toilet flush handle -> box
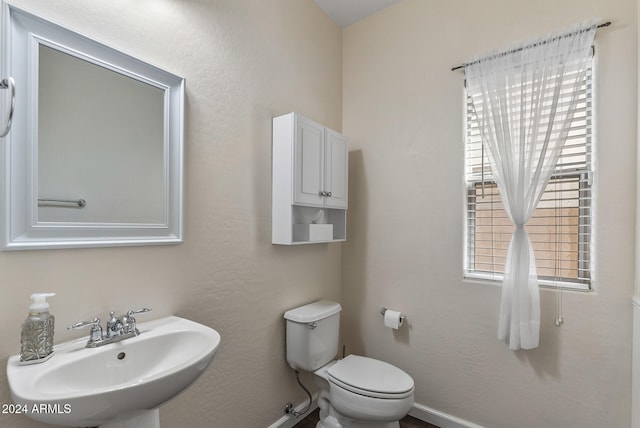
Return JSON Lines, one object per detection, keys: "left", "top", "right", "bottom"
{"left": 306, "top": 322, "right": 317, "bottom": 329}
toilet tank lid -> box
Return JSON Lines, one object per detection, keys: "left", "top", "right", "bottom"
{"left": 284, "top": 300, "right": 341, "bottom": 323}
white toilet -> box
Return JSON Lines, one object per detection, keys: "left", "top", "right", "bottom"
{"left": 284, "top": 300, "right": 414, "bottom": 428}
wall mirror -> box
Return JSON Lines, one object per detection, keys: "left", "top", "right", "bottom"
{"left": 1, "top": 2, "right": 184, "bottom": 250}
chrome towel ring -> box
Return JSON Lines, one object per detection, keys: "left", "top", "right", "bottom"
{"left": 0, "top": 77, "right": 15, "bottom": 138}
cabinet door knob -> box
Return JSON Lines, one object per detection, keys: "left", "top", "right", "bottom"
{"left": 319, "top": 191, "right": 328, "bottom": 197}
{"left": 327, "top": 192, "right": 332, "bottom": 197}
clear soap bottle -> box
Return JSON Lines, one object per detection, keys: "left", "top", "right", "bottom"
{"left": 20, "top": 293, "right": 56, "bottom": 364}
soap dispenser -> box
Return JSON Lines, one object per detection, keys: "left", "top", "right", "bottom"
{"left": 20, "top": 293, "right": 56, "bottom": 364}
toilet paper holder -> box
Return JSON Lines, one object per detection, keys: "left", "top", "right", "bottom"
{"left": 380, "top": 307, "right": 406, "bottom": 323}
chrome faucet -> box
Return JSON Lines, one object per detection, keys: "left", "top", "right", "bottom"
{"left": 69, "top": 308, "right": 151, "bottom": 348}
{"left": 106, "top": 312, "right": 124, "bottom": 338}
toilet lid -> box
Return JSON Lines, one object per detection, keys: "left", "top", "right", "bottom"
{"left": 327, "top": 355, "right": 414, "bottom": 397}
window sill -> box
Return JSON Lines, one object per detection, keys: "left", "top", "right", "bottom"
{"left": 464, "top": 271, "right": 591, "bottom": 292}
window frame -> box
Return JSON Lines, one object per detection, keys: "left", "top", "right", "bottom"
{"left": 463, "top": 61, "right": 594, "bottom": 292}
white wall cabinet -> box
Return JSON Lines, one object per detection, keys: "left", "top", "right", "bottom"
{"left": 273, "top": 112, "right": 348, "bottom": 245}
{"left": 292, "top": 115, "right": 348, "bottom": 209}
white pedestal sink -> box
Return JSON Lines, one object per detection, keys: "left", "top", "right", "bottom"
{"left": 6, "top": 316, "right": 221, "bottom": 427}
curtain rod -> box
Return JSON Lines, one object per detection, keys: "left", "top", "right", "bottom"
{"left": 451, "top": 21, "right": 611, "bottom": 72}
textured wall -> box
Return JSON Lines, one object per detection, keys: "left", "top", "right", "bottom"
{"left": 0, "top": 1, "right": 342, "bottom": 427}
{"left": 342, "top": 0, "right": 636, "bottom": 427}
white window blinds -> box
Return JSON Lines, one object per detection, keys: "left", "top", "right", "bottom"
{"left": 464, "top": 63, "right": 593, "bottom": 290}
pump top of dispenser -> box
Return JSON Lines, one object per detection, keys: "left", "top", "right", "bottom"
{"left": 29, "top": 293, "right": 55, "bottom": 313}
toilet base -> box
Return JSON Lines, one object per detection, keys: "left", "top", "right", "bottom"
{"left": 316, "top": 416, "right": 399, "bottom": 428}
{"left": 315, "top": 374, "right": 401, "bottom": 428}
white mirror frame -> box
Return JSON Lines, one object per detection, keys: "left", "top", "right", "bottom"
{"left": 1, "top": 2, "right": 184, "bottom": 250}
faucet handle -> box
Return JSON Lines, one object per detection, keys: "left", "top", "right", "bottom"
{"left": 127, "top": 308, "right": 152, "bottom": 316}
{"left": 68, "top": 318, "right": 103, "bottom": 343}
{"left": 68, "top": 318, "right": 101, "bottom": 330}
{"left": 122, "top": 308, "right": 151, "bottom": 334}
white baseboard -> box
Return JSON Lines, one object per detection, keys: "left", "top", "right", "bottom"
{"left": 409, "top": 402, "right": 485, "bottom": 428}
{"left": 267, "top": 395, "right": 318, "bottom": 428}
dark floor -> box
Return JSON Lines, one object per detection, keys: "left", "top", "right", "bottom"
{"left": 294, "top": 408, "right": 439, "bottom": 428}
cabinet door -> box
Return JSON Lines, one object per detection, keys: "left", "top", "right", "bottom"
{"left": 293, "top": 116, "right": 325, "bottom": 207}
{"left": 324, "top": 129, "right": 348, "bottom": 209}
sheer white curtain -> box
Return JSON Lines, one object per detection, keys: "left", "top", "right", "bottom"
{"left": 465, "top": 23, "right": 596, "bottom": 350}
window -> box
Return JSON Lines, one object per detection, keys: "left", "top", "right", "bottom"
{"left": 464, "top": 64, "right": 593, "bottom": 290}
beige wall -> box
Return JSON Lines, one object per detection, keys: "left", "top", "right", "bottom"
{"left": 0, "top": 1, "right": 342, "bottom": 427}
{"left": 342, "top": 0, "right": 636, "bottom": 427}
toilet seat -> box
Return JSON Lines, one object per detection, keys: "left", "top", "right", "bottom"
{"left": 327, "top": 355, "right": 414, "bottom": 399}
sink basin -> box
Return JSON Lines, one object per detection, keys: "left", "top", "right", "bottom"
{"left": 6, "top": 316, "right": 221, "bottom": 427}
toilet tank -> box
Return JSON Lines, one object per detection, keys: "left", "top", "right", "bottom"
{"left": 284, "top": 300, "right": 341, "bottom": 371}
